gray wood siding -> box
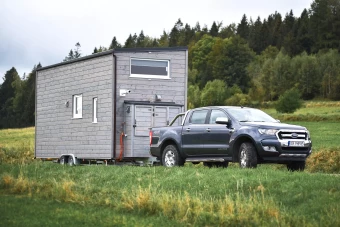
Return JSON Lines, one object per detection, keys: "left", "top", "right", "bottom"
{"left": 116, "top": 50, "right": 187, "bottom": 158}
{"left": 36, "top": 55, "right": 114, "bottom": 159}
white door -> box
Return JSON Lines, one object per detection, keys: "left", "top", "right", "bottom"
{"left": 134, "top": 105, "right": 152, "bottom": 136}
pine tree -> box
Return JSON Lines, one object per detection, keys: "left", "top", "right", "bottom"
{"left": 237, "top": 14, "right": 249, "bottom": 40}
{"left": 109, "top": 36, "right": 121, "bottom": 49}
{"left": 209, "top": 21, "right": 219, "bottom": 37}
{"left": 159, "top": 30, "right": 169, "bottom": 47}
{"left": 74, "top": 42, "right": 81, "bottom": 58}
{"left": 248, "top": 17, "right": 263, "bottom": 54}
{"left": 296, "top": 9, "right": 313, "bottom": 54}
{"left": 136, "top": 30, "right": 145, "bottom": 47}
{"left": 194, "top": 22, "right": 201, "bottom": 32}
{"left": 93, "top": 47, "right": 98, "bottom": 54}
{"left": 0, "top": 67, "right": 21, "bottom": 128}
{"left": 169, "top": 18, "right": 183, "bottom": 46}
{"left": 63, "top": 43, "right": 81, "bottom": 61}
{"left": 124, "top": 34, "right": 134, "bottom": 48}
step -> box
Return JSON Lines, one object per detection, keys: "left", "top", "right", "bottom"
{"left": 185, "top": 157, "right": 227, "bottom": 163}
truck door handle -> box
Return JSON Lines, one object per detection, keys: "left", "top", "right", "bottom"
{"left": 186, "top": 128, "right": 191, "bottom": 132}
{"left": 206, "top": 128, "right": 211, "bottom": 132}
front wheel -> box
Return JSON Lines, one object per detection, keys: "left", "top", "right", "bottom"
{"left": 239, "top": 142, "right": 257, "bottom": 168}
{"left": 287, "top": 161, "right": 305, "bottom": 171}
{"left": 161, "top": 145, "right": 184, "bottom": 167}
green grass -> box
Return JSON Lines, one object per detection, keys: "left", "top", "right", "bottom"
{"left": 263, "top": 103, "right": 340, "bottom": 122}
{"left": 1, "top": 163, "right": 339, "bottom": 226}
{"left": 0, "top": 127, "right": 34, "bottom": 148}
{"left": 1, "top": 102, "right": 340, "bottom": 226}
{"left": 0, "top": 194, "right": 182, "bottom": 227}
{"left": 286, "top": 121, "right": 340, "bottom": 150}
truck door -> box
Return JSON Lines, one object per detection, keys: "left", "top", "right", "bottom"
{"left": 203, "top": 109, "right": 232, "bottom": 156}
{"left": 181, "top": 109, "right": 209, "bottom": 156}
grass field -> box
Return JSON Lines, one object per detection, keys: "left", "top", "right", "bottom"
{"left": 1, "top": 103, "right": 340, "bottom": 226}
{"left": 1, "top": 163, "right": 340, "bottom": 226}
{"left": 263, "top": 101, "right": 340, "bottom": 122}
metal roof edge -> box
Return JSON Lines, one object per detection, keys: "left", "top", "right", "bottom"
{"left": 114, "top": 46, "right": 188, "bottom": 53}
{"left": 37, "top": 46, "right": 188, "bottom": 72}
{"left": 37, "top": 50, "right": 114, "bottom": 71}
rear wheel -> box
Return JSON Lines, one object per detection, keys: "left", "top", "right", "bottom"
{"left": 161, "top": 145, "right": 184, "bottom": 167}
{"left": 287, "top": 161, "right": 305, "bottom": 171}
{"left": 239, "top": 142, "right": 257, "bottom": 168}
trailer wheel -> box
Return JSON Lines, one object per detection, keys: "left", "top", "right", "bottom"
{"left": 59, "top": 156, "right": 67, "bottom": 165}
{"left": 161, "top": 144, "right": 184, "bottom": 167}
{"left": 239, "top": 142, "right": 257, "bottom": 168}
{"left": 68, "top": 156, "right": 74, "bottom": 166}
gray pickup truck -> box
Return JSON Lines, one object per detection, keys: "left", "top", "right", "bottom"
{"left": 149, "top": 106, "right": 312, "bottom": 171}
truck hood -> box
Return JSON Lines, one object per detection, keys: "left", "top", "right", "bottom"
{"left": 239, "top": 121, "right": 306, "bottom": 130}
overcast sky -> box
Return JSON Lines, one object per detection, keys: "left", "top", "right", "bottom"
{"left": 0, "top": 0, "right": 313, "bottom": 83}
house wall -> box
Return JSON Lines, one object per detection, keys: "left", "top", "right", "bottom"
{"left": 115, "top": 50, "right": 187, "bottom": 158}
{"left": 35, "top": 54, "right": 114, "bottom": 159}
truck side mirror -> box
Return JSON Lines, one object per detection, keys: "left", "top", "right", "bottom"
{"left": 215, "top": 117, "right": 230, "bottom": 125}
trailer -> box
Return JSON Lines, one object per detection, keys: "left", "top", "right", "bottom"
{"left": 35, "top": 47, "right": 188, "bottom": 165}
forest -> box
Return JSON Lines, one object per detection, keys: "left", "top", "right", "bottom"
{"left": 0, "top": 0, "right": 339, "bottom": 129}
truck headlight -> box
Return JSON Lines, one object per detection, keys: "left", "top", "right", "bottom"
{"left": 306, "top": 130, "right": 311, "bottom": 139}
{"left": 258, "top": 128, "right": 278, "bottom": 135}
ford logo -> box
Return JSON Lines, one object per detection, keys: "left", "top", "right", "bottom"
{"left": 291, "top": 133, "right": 299, "bottom": 138}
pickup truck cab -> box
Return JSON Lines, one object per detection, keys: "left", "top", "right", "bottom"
{"left": 150, "top": 106, "right": 312, "bottom": 171}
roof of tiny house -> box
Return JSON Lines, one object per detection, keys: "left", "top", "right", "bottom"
{"left": 36, "top": 47, "right": 188, "bottom": 72}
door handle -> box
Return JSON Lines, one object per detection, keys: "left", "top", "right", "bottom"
{"left": 186, "top": 128, "right": 191, "bottom": 132}
{"left": 206, "top": 128, "right": 211, "bottom": 132}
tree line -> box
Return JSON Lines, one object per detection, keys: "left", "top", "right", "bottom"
{"left": 1, "top": 0, "right": 339, "bottom": 128}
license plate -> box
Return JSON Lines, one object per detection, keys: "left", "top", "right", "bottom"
{"left": 288, "top": 141, "right": 305, "bottom": 147}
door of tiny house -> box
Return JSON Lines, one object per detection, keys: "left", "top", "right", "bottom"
{"left": 122, "top": 101, "right": 183, "bottom": 159}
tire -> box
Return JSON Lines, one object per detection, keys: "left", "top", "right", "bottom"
{"left": 161, "top": 144, "right": 184, "bottom": 167}
{"left": 239, "top": 142, "right": 257, "bottom": 168}
{"left": 68, "top": 156, "right": 74, "bottom": 166}
{"left": 60, "top": 156, "right": 67, "bottom": 165}
{"left": 287, "top": 161, "right": 305, "bottom": 172}
{"left": 203, "top": 162, "right": 228, "bottom": 168}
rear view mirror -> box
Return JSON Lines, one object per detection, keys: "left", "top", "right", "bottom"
{"left": 215, "top": 117, "right": 230, "bottom": 125}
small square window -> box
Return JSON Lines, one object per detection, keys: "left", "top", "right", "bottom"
{"left": 73, "top": 94, "right": 82, "bottom": 119}
{"left": 93, "top": 97, "right": 98, "bottom": 123}
{"left": 130, "top": 58, "right": 170, "bottom": 79}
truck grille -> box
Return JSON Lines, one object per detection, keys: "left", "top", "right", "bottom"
{"left": 277, "top": 130, "right": 307, "bottom": 140}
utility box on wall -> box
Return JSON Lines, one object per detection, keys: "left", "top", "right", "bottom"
{"left": 35, "top": 47, "right": 188, "bottom": 162}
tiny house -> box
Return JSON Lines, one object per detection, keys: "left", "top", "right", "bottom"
{"left": 35, "top": 47, "right": 188, "bottom": 164}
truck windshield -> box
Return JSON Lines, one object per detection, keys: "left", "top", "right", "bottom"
{"left": 226, "top": 108, "right": 277, "bottom": 123}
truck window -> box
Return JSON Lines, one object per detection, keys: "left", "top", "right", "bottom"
{"left": 189, "top": 110, "right": 209, "bottom": 124}
{"left": 209, "top": 110, "right": 227, "bottom": 124}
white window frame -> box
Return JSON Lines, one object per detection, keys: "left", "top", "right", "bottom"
{"left": 93, "top": 97, "right": 98, "bottom": 123}
{"left": 73, "top": 94, "right": 82, "bottom": 119}
{"left": 130, "top": 58, "right": 170, "bottom": 79}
